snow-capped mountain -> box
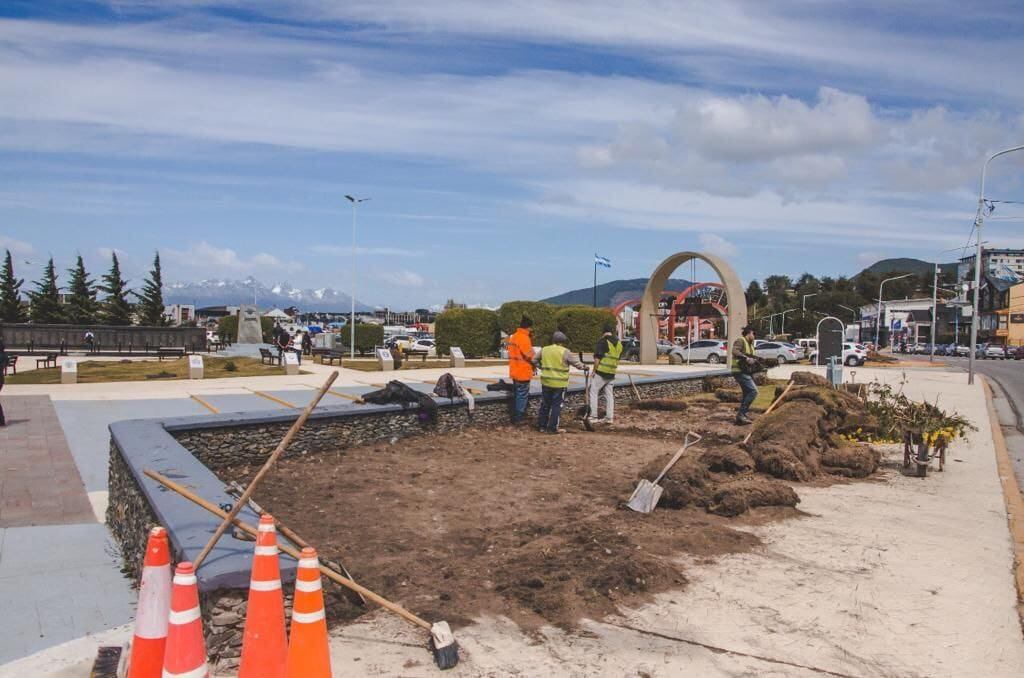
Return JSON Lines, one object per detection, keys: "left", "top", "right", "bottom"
{"left": 164, "top": 277, "right": 372, "bottom": 312}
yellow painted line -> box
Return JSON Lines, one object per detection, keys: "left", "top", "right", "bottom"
{"left": 190, "top": 394, "right": 220, "bottom": 414}
{"left": 327, "top": 388, "right": 364, "bottom": 402}
{"left": 247, "top": 388, "right": 298, "bottom": 409}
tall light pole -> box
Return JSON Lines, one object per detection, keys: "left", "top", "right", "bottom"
{"left": 931, "top": 244, "right": 984, "bottom": 362}
{"left": 780, "top": 308, "right": 797, "bottom": 336}
{"left": 802, "top": 293, "right": 818, "bottom": 311}
{"left": 345, "top": 194, "right": 370, "bottom": 360}
{"left": 875, "top": 273, "right": 914, "bottom": 349}
{"left": 837, "top": 304, "right": 857, "bottom": 322}
{"left": 969, "top": 144, "right": 1024, "bottom": 385}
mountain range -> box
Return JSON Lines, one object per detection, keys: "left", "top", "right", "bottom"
{"left": 164, "top": 277, "right": 373, "bottom": 312}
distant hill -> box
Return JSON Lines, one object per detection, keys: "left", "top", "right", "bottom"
{"left": 859, "top": 258, "right": 957, "bottom": 278}
{"left": 541, "top": 277, "right": 694, "bottom": 308}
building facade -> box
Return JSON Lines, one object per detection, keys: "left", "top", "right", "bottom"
{"left": 958, "top": 248, "right": 1024, "bottom": 282}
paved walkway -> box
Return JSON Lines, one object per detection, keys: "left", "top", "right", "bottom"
{"left": 0, "top": 397, "right": 93, "bottom": 528}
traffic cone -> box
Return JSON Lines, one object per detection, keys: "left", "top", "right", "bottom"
{"left": 239, "top": 515, "right": 287, "bottom": 678}
{"left": 162, "top": 562, "right": 209, "bottom": 678}
{"left": 127, "top": 527, "right": 172, "bottom": 678}
{"left": 285, "top": 547, "right": 332, "bottom": 678}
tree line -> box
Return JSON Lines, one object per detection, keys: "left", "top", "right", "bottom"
{"left": 743, "top": 267, "right": 956, "bottom": 339}
{"left": 0, "top": 250, "right": 167, "bottom": 326}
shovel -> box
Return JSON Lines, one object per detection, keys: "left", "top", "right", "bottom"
{"left": 627, "top": 431, "right": 702, "bottom": 514}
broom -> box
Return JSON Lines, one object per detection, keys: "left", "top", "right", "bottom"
{"left": 146, "top": 470, "right": 460, "bottom": 670}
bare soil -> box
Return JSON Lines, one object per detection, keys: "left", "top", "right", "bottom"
{"left": 220, "top": 373, "right": 881, "bottom": 633}
{"left": 223, "top": 426, "right": 768, "bottom": 632}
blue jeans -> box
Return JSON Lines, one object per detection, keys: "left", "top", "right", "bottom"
{"left": 537, "top": 386, "right": 565, "bottom": 432}
{"left": 734, "top": 372, "right": 758, "bottom": 416}
{"left": 512, "top": 380, "right": 530, "bottom": 423}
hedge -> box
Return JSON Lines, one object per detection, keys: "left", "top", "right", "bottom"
{"left": 498, "top": 301, "right": 558, "bottom": 345}
{"left": 339, "top": 323, "right": 385, "bottom": 356}
{"left": 553, "top": 305, "right": 618, "bottom": 353}
{"left": 435, "top": 308, "right": 500, "bottom": 358}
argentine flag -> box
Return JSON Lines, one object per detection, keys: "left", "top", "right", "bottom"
{"left": 595, "top": 254, "right": 611, "bottom": 268}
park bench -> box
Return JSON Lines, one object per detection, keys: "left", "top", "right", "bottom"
{"left": 403, "top": 348, "right": 430, "bottom": 362}
{"left": 36, "top": 353, "right": 58, "bottom": 369}
{"left": 157, "top": 347, "right": 186, "bottom": 361}
{"left": 259, "top": 347, "right": 282, "bottom": 366}
{"left": 318, "top": 349, "right": 345, "bottom": 365}
{"left": 2, "top": 355, "right": 17, "bottom": 375}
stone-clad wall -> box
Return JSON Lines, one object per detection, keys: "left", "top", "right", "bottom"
{"left": 107, "top": 370, "right": 755, "bottom": 672}
{"left": 172, "top": 374, "right": 742, "bottom": 470}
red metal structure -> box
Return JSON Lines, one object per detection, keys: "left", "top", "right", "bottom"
{"left": 614, "top": 282, "right": 728, "bottom": 341}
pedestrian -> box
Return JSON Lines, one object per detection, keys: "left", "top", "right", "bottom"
{"left": 589, "top": 323, "right": 622, "bottom": 424}
{"left": 535, "top": 331, "right": 585, "bottom": 434}
{"left": 301, "top": 330, "right": 312, "bottom": 356}
{"left": 274, "top": 325, "right": 289, "bottom": 358}
{"left": 84, "top": 329, "right": 95, "bottom": 352}
{"left": 731, "top": 326, "right": 759, "bottom": 425}
{"left": 506, "top": 316, "right": 535, "bottom": 424}
{"left": 0, "top": 337, "right": 7, "bottom": 427}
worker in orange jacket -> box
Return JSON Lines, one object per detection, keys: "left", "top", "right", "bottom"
{"left": 507, "top": 316, "right": 535, "bottom": 423}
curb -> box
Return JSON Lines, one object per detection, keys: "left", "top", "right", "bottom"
{"left": 981, "top": 376, "right": 1024, "bottom": 634}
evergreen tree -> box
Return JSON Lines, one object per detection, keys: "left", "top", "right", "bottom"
{"left": 28, "top": 257, "right": 63, "bottom": 324}
{"left": 135, "top": 251, "right": 167, "bottom": 326}
{"left": 99, "top": 252, "right": 133, "bottom": 326}
{"left": 744, "top": 280, "right": 764, "bottom": 308}
{"left": 0, "top": 249, "right": 27, "bottom": 323}
{"left": 64, "top": 255, "right": 98, "bottom": 325}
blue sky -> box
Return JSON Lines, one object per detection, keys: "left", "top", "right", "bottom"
{"left": 2, "top": 1, "right": 1024, "bottom": 308}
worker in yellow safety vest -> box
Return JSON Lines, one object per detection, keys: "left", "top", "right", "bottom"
{"left": 534, "top": 331, "right": 585, "bottom": 434}
{"left": 589, "top": 323, "right": 622, "bottom": 425}
{"left": 731, "top": 326, "right": 760, "bottom": 425}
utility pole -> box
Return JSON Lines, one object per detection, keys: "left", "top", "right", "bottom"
{"left": 931, "top": 246, "right": 973, "bottom": 362}
{"left": 969, "top": 144, "right": 1024, "bottom": 386}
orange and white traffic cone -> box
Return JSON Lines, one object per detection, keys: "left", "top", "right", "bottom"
{"left": 239, "top": 515, "right": 287, "bottom": 678}
{"left": 162, "top": 562, "right": 209, "bottom": 678}
{"left": 127, "top": 526, "right": 172, "bottom": 678}
{"left": 285, "top": 547, "right": 332, "bottom": 678}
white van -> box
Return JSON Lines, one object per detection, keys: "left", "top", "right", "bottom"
{"left": 794, "top": 338, "right": 816, "bottom": 358}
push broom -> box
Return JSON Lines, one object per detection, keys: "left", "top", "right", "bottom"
{"left": 146, "top": 470, "right": 460, "bottom": 670}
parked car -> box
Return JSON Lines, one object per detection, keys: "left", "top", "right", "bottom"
{"left": 385, "top": 334, "right": 414, "bottom": 350}
{"left": 808, "top": 342, "right": 867, "bottom": 367}
{"left": 779, "top": 341, "right": 805, "bottom": 359}
{"left": 669, "top": 340, "right": 728, "bottom": 364}
{"left": 976, "top": 343, "right": 1008, "bottom": 360}
{"left": 754, "top": 341, "right": 800, "bottom": 364}
{"left": 656, "top": 339, "right": 675, "bottom": 356}
{"left": 408, "top": 338, "right": 437, "bottom": 357}
{"left": 1009, "top": 345, "right": 1024, "bottom": 360}
{"left": 622, "top": 337, "right": 641, "bottom": 362}
{"left": 794, "top": 338, "right": 817, "bottom": 357}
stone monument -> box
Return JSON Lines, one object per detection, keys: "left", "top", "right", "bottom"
{"left": 449, "top": 346, "right": 465, "bottom": 368}
{"left": 188, "top": 354, "right": 204, "bottom": 380}
{"left": 236, "top": 305, "right": 263, "bottom": 344}
{"left": 376, "top": 347, "right": 394, "bottom": 372}
{"left": 61, "top": 358, "right": 77, "bottom": 385}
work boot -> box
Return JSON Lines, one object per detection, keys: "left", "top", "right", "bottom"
{"left": 734, "top": 414, "right": 752, "bottom": 425}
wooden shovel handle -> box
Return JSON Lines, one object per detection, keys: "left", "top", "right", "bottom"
{"left": 193, "top": 371, "right": 338, "bottom": 569}
{"left": 652, "top": 432, "right": 702, "bottom": 485}
{"left": 145, "top": 469, "right": 433, "bottom": 632}
{"left": 743, "top": 380, "right": 794, "bottom": 445}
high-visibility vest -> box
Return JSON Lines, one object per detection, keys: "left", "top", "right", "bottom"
{"left": 540, "top": 344, "right": 570, "bottom": 388}
{"left": 731, "top": 336, "right": 753, "bottom": 373}
{"left": 507, "top": 328, "right": 534, "bottom": 381}
{"left": 597, "top": 339, "right": 623, "bottom": 377}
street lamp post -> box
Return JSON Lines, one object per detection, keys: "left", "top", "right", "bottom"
{"left": 931, "top": 245, "right": 975, "bottom": 362}
{"left": 969, "top": 144, "right": 1024, "bottom": 385}
{"left": 875, "top": 273, "right": 914, "bottom": 350}
{"left": 780, "top": 308, "right": 798, "bottom": 336}
{"left": 345, "top": 194, "right": 370, "bottom": 360}
{"left": 802, "top": 293, "right": 818, "bottom": 312}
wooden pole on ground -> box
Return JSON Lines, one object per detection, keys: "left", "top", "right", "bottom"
{"left": 192, "top": 371, "right": 338, "bottom": 569}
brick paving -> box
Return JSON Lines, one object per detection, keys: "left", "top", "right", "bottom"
{"left": 0, "top": 396, "right": 94, "bottom": 527}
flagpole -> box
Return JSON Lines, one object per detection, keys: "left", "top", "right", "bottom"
{"left": 593, "top": 257, "right": 597, "bottom": 307}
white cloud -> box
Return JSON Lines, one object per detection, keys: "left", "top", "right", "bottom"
{"left": 309, "top": 245, "right": 422, "bottom": 257}
{"left": 0, "top": 235, "right": 34, "bottom": 256}
{"left": 698, "top": 233, "right": 737, "bottom": 258}
{"left": 391, "top": 270, "right": 425, "bottom": 287}
{"left": 164, "top": 241, "right": 302, "bottom": 276}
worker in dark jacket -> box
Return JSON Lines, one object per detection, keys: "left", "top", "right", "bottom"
{"left": 589, "top": 323, "right": 622, "bottom": 424}
{"left": 731, "top": 326, "right": 759, "bottom": 425}
{"left": 0, "top": 338, "right": 7, "bottom": 426}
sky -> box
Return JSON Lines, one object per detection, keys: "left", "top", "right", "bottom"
{"left": 2, "top": 1, "right": 1024, "bottom": 309}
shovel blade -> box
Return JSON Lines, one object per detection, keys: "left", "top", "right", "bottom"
{"left": 626, "top": 479, "right": 663, "bottom": 514}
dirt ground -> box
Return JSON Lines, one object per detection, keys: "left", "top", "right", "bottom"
{"left": 224, "top": 424, "right": 775, "bottom": 632}
{"left": 220, "top": 376, "right": 885, "bottom": 636}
